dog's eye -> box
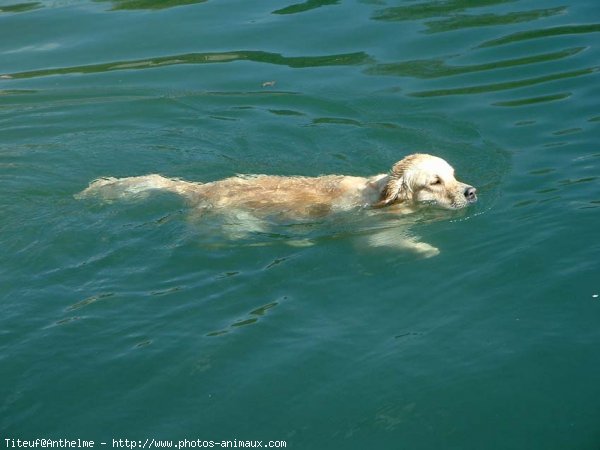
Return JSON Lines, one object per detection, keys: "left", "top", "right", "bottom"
{"left": 430, "top": 178, "right": 441, "bottom": 186}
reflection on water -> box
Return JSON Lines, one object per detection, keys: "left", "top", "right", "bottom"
{"left": 0, "top": 89, "right": 36, "bottom": 95}
{"left": 365, "top": 2, "right": 600, "bottom": 104}
{"left": 272, "top": 0, "right": 339, "bottom": 15}
{"left": 100, "top": 0, "right": 206, "bottom": 10}
{"left": 478, "top": 23, "right": 600, "bottom": 47}
{"left": 423, "top": 6, "right": 566, "bottom": 33}
{"left": 1, "top": 0, "right": 595, "bottom": 115}
{"left": 4, "top": 50, "right": 371, "bottom": 79}
{"left": 0, "top": 2, "right": 41, "bottom": 13}
{"left": 206, "top": 300, "right": 282, "bottom": 337}
{"left": 373, "top": 2, "right": 568, "bottom": 34}
{"left": 493, "top": 92, "right": 571, "bottom": 107}
{"left": 367, "top": 47, "right": 585, "bottom": 79}
{"left": 372, "top": 0, "right": 514, "bottom": 21}
{"left": 410, "top": 67, "right": 597, "bottom": 97}
{"left": 1, "top": 0, "right": 210, "bottom": 13}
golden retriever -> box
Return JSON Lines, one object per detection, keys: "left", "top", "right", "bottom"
{"left": 78, "top": 153, "right": 477, "bottom": 257}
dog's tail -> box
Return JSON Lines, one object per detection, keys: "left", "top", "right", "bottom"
{"left": 76, "top": 174, "right": 201, "bottom": 202}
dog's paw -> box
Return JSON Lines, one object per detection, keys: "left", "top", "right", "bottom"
{"left": 365, "top": 229, "right": 440, "bottom": 257}
{"left": 411, "top": 242, "right": 440, "bottom": 258}
{"left": 286, "top": 238, "right": 315, "bottom": 247}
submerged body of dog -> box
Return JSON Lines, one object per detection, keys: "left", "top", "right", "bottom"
{"left": 78, "top": 153, "right": 477, "bottom": 256}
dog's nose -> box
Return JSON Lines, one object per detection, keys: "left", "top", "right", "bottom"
{"left": 464, "top": 186, "right": 477, "bottom": 202}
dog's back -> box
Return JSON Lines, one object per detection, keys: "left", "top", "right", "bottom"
{"left": 78, "top": 173, "right": 380, "bottom": 218}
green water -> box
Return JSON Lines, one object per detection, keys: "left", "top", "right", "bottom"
{"left": 1, "top": 0, "right": 599, "bottom": 448}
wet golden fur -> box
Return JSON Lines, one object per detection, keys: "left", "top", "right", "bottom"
{"left": 78, "top": 153, "right": 477, "bottom": 256}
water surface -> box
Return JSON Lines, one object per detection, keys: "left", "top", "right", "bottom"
{"left": 1, "top": 1, "right": 599, "bottom": 448}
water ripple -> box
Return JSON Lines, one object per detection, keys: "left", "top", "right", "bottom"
{"left": 478, "top": 23, "right": 600, "bottom": 47}
{"left": 0, "top": 2, "right": 41, "bottom": 14}
{"left": 66, "top": 293, "right": 115, "bottom": 312}
{"left": 101, "top": 0, "right": 207, "bottom": 10}
{"left": 425, "top": 7, "right": 566, "bottom": 33}
{"left": 3, "top": 50, "right": 371, "bottom": 80}
{"left": 367, "top": 47, "right": 584, "bottom": 79}
{"left": 493, "top": 92, "right": 571, "bottom": 107}
{"left": 206, "top": 299, "right": 284, "bottom": 337}
{"left": 0, "top": 89, "right": 37, "bottom": 96}
{"left": 410, "top": 66, "right": 597, "bottom": 97}
{"left": 372, "top": 0, "right": 514, "bottom": 21}
{"left": 272, "top": 0, "right": 339, "bottom": 15}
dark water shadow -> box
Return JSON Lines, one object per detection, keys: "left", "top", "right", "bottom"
{"left": 366, "top": 47, "right": 584, "bottom": 79}
{"left": 206, "top": 299, "right": 283, "bottom": 337}
{"left": 0, "top": 89, "right": 37, "bottom": 96}
{"left": 478, "top": 23, "right": 600, "bottom": 47}
{"left": 410, "top": 67, "right": 597, "bottom": 97}
{"left": 372, "top": 0, "right": 514, "bottom": 22}
{"left": 272, "top": 0, "right": 339, "bottom": 15}
{"left": 97, "top": 0, "right": 207, "bottom": 10}
{"left": 3, "top": 50, "right": 371, "bottom": 80}
{"left": 493, "top": 92, "right": 571, "bottom": 107}
{"left": 364, "top": 3, "right": 598, "bottom": 104}
{"left": 0, "top": 2, "right": 41, "bottom": 13}
{"left": 424, "top": 6, "right": 566, "bottom": 33}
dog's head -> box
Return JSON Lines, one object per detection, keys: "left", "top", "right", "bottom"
{"left": 377, "top": 153, "right": 477, "bottom": 209}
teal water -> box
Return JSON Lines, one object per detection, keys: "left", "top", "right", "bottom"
{"left": 1, "top": 0, "right": 599, "bottom": 448}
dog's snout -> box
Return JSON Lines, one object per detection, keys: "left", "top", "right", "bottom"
{"left": 464, "top": 186, "right": 477, "bottom": 202}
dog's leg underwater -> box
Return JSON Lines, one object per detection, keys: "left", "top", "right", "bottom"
{"left": 365, "top": 227, "right": 440, "bottom": 258}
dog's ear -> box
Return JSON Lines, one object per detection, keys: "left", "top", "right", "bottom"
{"left": 373, "top": 156, "right": 417, "bottom": 208}
{"left": 373, "top": 178, "right": 404, "bottom": 208}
